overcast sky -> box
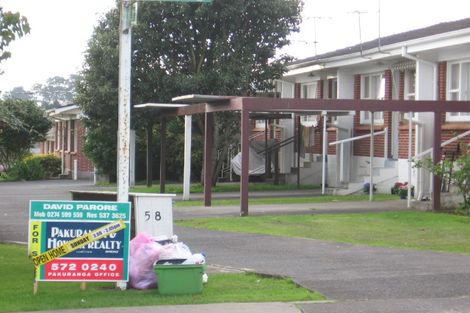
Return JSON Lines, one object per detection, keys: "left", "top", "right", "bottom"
{"left": 1, "top": 0, "right": 469, "bottom": 92}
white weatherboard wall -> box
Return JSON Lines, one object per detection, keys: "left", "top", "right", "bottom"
{"left": 414, "top": 60, "right": 437, "bottom": 199}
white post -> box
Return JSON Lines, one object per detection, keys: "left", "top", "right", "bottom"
{"left": 183, "top": 115, "right": 192, "bottom": 200}
{"left": 116, "top": 0, "right": 132, "bottom": 291}
{"left": 407, "top": 113, "right": 412, "bottom": 208}
{"left": 73, "top": 159, "right": 78, "bottom": 180}
{"left": 384, "top": 127, "right": 388, "bottom": 161}
{"left": 130, "top": 130, "right": 135, "bottom": 187}
{"left": 321, "top": 111, "right": 327, "bottom": 194}
{"left": 369, "top": 112, "right": 374, "bottom": 201}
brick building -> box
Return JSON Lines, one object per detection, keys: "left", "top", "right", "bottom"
{"left": 266, "top": 18, "right": 470, "bottom": 199}
{"left": 39, "top": 104, "right": 94, "bottom": 180}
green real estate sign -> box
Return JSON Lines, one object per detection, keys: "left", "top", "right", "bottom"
{"left": 29, "top": 201, "right": 131, "bottom": 282}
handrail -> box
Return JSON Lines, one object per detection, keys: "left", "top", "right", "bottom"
{"left": 257, "top": 136, "right": 295, "bottom": 155}
{"left": 329, "top": 128, "right": 388, "bottom": 162}
{"left": 414, "top": 128, "right": 470, "bottom": 159}
{"left": 329, "top": 128, "right": 387, "bottom": 146}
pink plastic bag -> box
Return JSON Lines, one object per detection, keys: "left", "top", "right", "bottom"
{"left": 129, "top": 233, "right": 163, "bottom": 289}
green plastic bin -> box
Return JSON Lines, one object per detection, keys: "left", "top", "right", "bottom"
{"left": 154, "top": 264, "right": 205, "bottom": 295}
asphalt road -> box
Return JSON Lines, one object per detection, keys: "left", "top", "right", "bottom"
{"left": 2, "top": 180, "right": 470, "bottom": 313}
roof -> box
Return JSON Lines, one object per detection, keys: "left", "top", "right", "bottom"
{"left": 290, "top": 17, "right": 470, "bottom": 67}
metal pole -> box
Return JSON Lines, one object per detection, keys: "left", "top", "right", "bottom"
{"left": 116, "top": 0, "right": 132, "bottom": 291}
{"left": 297, "top": 115, "right": 301, "bottom": 189}
{"left": 321, "top": 112, "right": 327, "bottom": 194}
{"left": 369, "top": 112, "right": 374, "bottom": 201}
{"left": 407, "top": 113, "right": 412, "bottom": 208}
{"left": 183, "top": 115, "right": 192, "bottom": 200}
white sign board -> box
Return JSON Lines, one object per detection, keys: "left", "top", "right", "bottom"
{"left": 133, "top": 194, "right": 175, "bottom": 238}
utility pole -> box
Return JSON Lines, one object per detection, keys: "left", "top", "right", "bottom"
{"left": 117, "top": 0, "right": 132, "bottom": 206}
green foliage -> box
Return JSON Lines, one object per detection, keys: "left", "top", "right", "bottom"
{"left": 76, "top": 0, "right": 302, "bottom": 181}
{"left": 0, "top": 7, "right": 30, "bottom": 67}
{"left": 35, "top": 153, "right": 61, "bottom": 177}
{"left": 414, "top": 143, "right": 470, "bottom": 214}
{"left": 8, "top": 156, "right": 44, "bottom": 180}
{"left": 32, "top": 75, "right": 78, "bottom": 108}
{"left": 0, "top": 99, "right": 51, "bottom": 171}
{"left": 7, "top": 154, "right": 60, "bottom": 180}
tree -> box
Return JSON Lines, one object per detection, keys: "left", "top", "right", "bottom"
{"left": 2, "top": 86, "right": 34, "bottom": 100}
{"left": 76, "top": 0, "right": 302, "bottom": 181}
{"left": 0, "top": 99, "right": 51, "bottom": 171}
{"left": 0, "top": 7, "right": 30, "bottom": 69}
{"left": 32, "top": 75, "right": 78, "bottom": 109}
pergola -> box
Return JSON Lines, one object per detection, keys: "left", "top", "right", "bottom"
{"left": 138, "top": 95, "right": 470, "bottom": 216}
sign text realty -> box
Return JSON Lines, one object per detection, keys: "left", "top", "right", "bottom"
{"left": 29, "top": 201, "right": 131, "bottom": 282}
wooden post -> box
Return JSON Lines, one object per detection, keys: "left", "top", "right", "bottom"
{"left": 432, "top": 111, "right": 442, "bottom": 211}
{"left": 204, "top": 112, "right": 214, "bottom": 207}
{"left": 146, "top": 120, "right": 153, "bottom": 188}
{"left": 159, "top": 117, "right": 167, "bottom": 193}
{"left": 240, "top": 109, "right": 250, "bottom": 216}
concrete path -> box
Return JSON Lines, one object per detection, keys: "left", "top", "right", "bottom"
{"left": 2, "top": 180, "right": 470, "bottom": 313}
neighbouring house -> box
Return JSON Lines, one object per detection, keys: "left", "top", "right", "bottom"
{"left": 253, "top": 18, "right": 470, "bottom": 199}
{"left": 39, "top": 104, "right": 94, "bottom": 180}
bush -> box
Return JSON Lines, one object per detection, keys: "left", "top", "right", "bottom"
{"left": 414, "top": 142, "right": 470, "bottom": 215}
{"left": 36, "top": 154, "right": 61, "bottom": 178}
{"left": 8, "top": 154, "right": 60, "bottom": 181}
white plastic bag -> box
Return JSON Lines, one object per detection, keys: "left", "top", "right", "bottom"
{"left": 159, "top": 242, "right": 192, "bottom": 260}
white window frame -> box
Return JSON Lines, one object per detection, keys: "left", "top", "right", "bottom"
{"left": 360, "top": 73, "right": 384, "bottom": 125}
{"left": 447, "top": 60, "right": 470, "bottom": 122}
{"left": 301, "top": 82, "right": 318, "bottom": 99}
{"left": 300, "top": 81, "right": 318, "bottom": 126}
{"left": 403, "top": 68, "right": 417, "bottom": 120}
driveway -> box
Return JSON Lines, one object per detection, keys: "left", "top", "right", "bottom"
{"left": 2, "top": 180, "right": 470, "bottom": 313}
{"left": 0, "top": 180, "right": 96, "bottom": 243}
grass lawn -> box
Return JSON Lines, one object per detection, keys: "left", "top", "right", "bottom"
{"left": 0, "top": 244, "right": 324, "bottom": 313}
{"left": 123, "top": 182, "right": 320, "bottom": 194}
{"left": 174, "top": 194, "right": 399, "bottom": 207}
{"left": 177, "top": 211, "right": 470, "bottom": 254}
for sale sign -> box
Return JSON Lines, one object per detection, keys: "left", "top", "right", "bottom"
{"left": 28, "top": 201, "right": 131, "bottom": 282}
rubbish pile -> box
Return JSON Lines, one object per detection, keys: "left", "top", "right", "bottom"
{"left": 129, "top": 233, "right": 207, "bottom": 290}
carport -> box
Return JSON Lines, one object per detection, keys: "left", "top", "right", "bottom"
{"left": 138, "top": 95, "right": 470, "bottom": 216}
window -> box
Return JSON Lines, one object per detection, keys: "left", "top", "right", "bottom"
{"left": 255, "top": 119, "right": 267, "bottom": 129}
{"left": 300, "top": 115, "right": 319, "bottom": 127}
{"left": 69, "top": 120, "right": 76, "bottom": 152}
{"left": 360, "top": 74, "right": 384, "bottom": 124}
{"left": 329, "top": 79, "right": 337, "bottom": 99}
{"left": 301, "top": 82, "right": 318, "bottom": 126}
{"left": 63, "top": 122, "right": 68, "bottom": 151}
{"left": 301, "top": 82, "right": 318, "bottom": 99}
{"left": 447, "top": 61, "right": 470, "bottom": 122}
{"left": 403, "top": 69, "right": 416, "bottom": 120}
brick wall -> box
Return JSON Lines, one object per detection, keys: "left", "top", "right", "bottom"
{"left": 438, "top": 61, "right": 447, "bottom": 124}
